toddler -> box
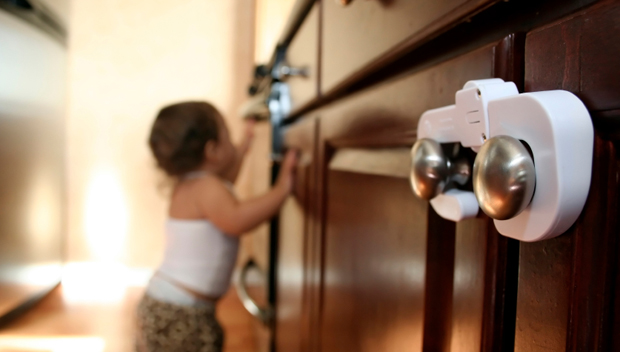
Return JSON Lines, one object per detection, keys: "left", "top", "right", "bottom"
{"left": 136, "top": 101, "right": 296, "bottom": 352}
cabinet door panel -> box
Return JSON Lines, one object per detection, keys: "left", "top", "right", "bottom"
{"left": 320, "top": 171, "right": 428, "bottom": 352}
{"left": 515, "top": 2, "right": 620, "bottom": 351}
{"left": 450, "top": 219, "right": 488, "bottom": 352}
{"left": 276, "top": 171, "right": 308, "bottom": 352}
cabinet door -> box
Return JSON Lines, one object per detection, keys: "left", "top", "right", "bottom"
{"left": 278, "top": 117, "right": 318, "bottom": 352}
{"left": 514, "top": 2, "right": 620, "bottom": 351}
{"left": 314, "top": 38, "right": 521, "bottom": 352}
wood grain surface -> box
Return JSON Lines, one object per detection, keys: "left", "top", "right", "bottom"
{"left": 514, "top": 1, "right": 620, "bottom": 351}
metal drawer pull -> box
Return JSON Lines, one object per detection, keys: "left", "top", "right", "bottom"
{"left": 234, "top": 259, "right": 273, "bottom": 325}
{"left": 411, "top": 79, "right": 593, "bottom": 242}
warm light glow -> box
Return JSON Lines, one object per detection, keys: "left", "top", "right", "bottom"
{"left": 62, "top": 262, "right": 151, "bottom": 304}
{"left": 83, "top": 170, "right": 129, "bottom": 261}
{"left": 0, "top": 336, "right": 105, "bottom": 352}
{"left": 26, "top": 170, "right": 60, "bottom": 243}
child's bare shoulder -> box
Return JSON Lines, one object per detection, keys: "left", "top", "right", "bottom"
{"left": 192, "top": 174, "right": 236, "bottom": 204}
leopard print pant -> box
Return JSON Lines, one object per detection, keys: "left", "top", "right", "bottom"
{"left": 135, "top": 294, "right": 224, "bottom": 352}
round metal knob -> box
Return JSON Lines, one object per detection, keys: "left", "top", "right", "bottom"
{"left": 410, "top": 138, "right": 450, "bottom": 200}
{"left": 473, "top": 135, "right": 536, "bottom": 220}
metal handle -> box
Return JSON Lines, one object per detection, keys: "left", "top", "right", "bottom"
{"left": 277, "top": 65, "right": 309, "bottom": 79}
{"left": 473, "top": 135, "right": 536, "bottom": 220}
{"left": 234, "top": 259, "right": 273, "bottom": 325}
{"left": 410, "top": 138, "right": 470, "bottom": 200}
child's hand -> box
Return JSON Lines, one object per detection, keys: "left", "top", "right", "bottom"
{"left": 276, "top": 150, "right": 298, "bottom": 194}
{"left": 238, "top": 120, "right": 255, "bottom": 155}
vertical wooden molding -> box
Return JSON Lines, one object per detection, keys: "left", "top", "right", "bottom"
{"left": 422, "top": 208, "right": 456, "bottom": 352}
{"left": 478, "top": 33, "right": 525, "bottom": 352}
{"left": 566, "top": 136, "right": 619, "bottom": 351}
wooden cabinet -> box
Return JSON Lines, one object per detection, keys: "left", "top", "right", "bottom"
{"left": 321, "top": 0, "right": 500, "bottom": 94}
{"left": 286, "top": 3, "right": 319, "bottom": 113}
{"left": 309, "top": 39, "right": 520, "bottom": 352}
{"left": 257, "top": 0, "right": 620, "bottom": 351}
{"left": 514, "top": 3, "right": 620, "bottom": 351}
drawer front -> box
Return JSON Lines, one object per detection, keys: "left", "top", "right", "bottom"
{"left": 321, "top": 0, "right": 498, "bottom": 94}
{"left": 286, "top": 2, "right": 319, "bottom": 114}
{"left": 320, "top": 43, "right": 498, "bottom": 145}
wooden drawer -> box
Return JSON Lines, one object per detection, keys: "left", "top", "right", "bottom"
{"left": 286, "top": 2, "right": 319, "bottom": 114}
{"left": 320, "top": 42, "right": 501, "bottom": 145}
{"left": 321, "top": 0, "right": 499, "bottom": 94}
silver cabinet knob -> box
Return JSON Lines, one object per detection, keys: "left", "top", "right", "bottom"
{"left": 410, "top": 138, "right": 470, "bottom": 200}
{"left": 473, "top": 135, "right": 536, "bottom": 220}
{"left": 277, "top": 65, "right": 308, "bottom": 79}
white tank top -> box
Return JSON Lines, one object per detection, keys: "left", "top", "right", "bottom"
{"left": 156, "top": 218, "right": 239, "bottom": 298}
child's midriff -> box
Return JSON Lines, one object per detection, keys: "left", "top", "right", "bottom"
{"left": 155, "top": 271, "right": 220, "bottom": 303}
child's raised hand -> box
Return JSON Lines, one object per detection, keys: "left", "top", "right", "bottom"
{"left": 276, "top": 150, "right": 298, "bottom": 194}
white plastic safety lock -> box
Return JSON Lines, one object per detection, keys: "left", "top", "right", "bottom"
{"left": 410, "top": 79, "right": 594, "bottom": 242}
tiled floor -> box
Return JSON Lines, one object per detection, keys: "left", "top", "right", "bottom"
{"left": 0, "top": 285, "right": 257, "bottom": 352}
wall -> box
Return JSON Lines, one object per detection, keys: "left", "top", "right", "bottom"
{"left": 66, "top": 0, "right": 256, "bottom": 268}
{"left": 254, "top": 0, "right": 296, "bottom": 63}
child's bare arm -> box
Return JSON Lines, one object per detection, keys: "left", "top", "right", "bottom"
{"left": 200, "top": 150, "right": 296, "bottom": 236}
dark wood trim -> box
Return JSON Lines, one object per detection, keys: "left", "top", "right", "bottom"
{"left": 277, "top": 0, "right": 317, "bottom": 48}
{"left": 592, "top": 109, "right": 620, "bottom": 141}
{"left": 480, "top": 226, "right": 520, "bottom": 352}
{"left": 478, "top": 31, "right": 524, "bottom": 352}
{"left": 329, "top": 131, "right": 417, "bottom": 150}
{"left": 317, "top": 0, "right": 322, "bottom": 103}
{"left": 313, "top": 139, "right": 334, "bottom": 352}
{"left": 565, "top": 136, "right": 619, "bottom": 351}
{"left": 614, "top": 174, "right": 620, "bottom": 352}
{"left": 493, "top": 33, "right": 526, "bottom": 92}
{"left": 308, "top": 118, "right": 321, "bottom": 352}
{"left": 422, "top": 208, "right": 456, "bottom": 352}
{"left": 524, "top": 0, "right": 620, "bottom": 140}
{"left": 299, "top": 117, "right": 327, "bottom": 352}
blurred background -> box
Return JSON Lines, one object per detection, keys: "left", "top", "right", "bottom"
{"left": 0, "top": 0, "right": 295, "bottom": 351}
